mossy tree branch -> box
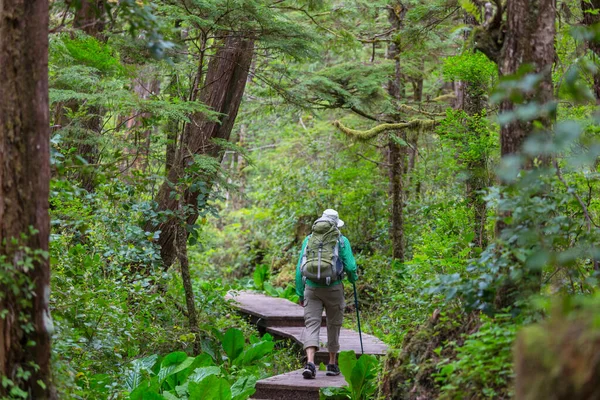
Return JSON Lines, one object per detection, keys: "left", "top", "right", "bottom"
{"left": 398, "top": 104, "right": 446, "bottom": 117}
{"left": 332, "top": 119, "right": 437, "bottom": 141}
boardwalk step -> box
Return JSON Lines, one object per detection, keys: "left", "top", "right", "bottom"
{"left": 267, "top": 326, "right": 387, "bottom": 362}
{"left": 226, "top": 291, "right": 325, "bottom": 327}
{"left": 254, "top": 368, "right": 346, "bottom": 400}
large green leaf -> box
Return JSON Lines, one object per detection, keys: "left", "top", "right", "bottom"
{"left": 162, "top": 392, "right": 179, "bottom": 400}
{"left": 126, "top": 354, "right": 159, "bottom": 392}
{"left": 222, "top": 328, "right": 245, "bottom": 362}
{"left": 263, "top": 282, "right": 280, "bottom": 297}
{"left": 349, "top": 354, "right": 378, "bottom": 399}
{"left": 129, "top": 376, "right": 160, "bottom": 400}
{"left": 238, "top": 340, "right": 274, "bottom": 366}
{"left": 158, "top": 352, "right": 192, "bottom": 389}
{"left": 319, "top": 386, "right": 351, "bottom": 399}
{"left": 188, "top": 375, "right": 232, "bottom": 400}
{"left": 231, "top": 375, "right": 258, "bottom": 400}
{"left": 161, "top": 352, "right": 188, "bottom": 367}
{"left": 171, "top": 357, "right": 195, "bottom": 375}
{"left": 177, "top": 353, "right": 215, "bottom": 383}
{"left": 187, "top": 366, "right": 221, "bottom": 383}
{"left": 338, "top": 350, "right": 357, "bottom": 387}
{"left": 141, "top": 393, "right": 165, "bottom": 400}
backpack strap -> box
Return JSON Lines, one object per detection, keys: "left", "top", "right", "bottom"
{"left": 300, "top": 234, "right": 312, "bottom": 270}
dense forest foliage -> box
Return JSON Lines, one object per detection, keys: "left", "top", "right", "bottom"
{"left": 2, "top": 0, "right": 600, "bottom": 398}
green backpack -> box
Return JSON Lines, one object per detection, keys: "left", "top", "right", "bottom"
{"left": 300, "top": 217, "right": 344, "bottom": 285}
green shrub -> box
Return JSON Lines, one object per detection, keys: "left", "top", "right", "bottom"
{"left": 434, "top": 315, "right": 518, "bottom": 399}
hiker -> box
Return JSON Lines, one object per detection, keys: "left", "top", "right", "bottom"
{"left": 296, "top": 209, "right": 358, "bottom": 379}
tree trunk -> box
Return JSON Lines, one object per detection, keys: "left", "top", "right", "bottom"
{"left": 228, "top": 124, "right": 247, "bottom": 211}
{"left": 125, "top": 67, "right": 160, "bottom": 173}
{"left": 165, "top": 74, "right": 181, "bottom": 174}
{"left": 73, "top": 0, "right": 105, "bottom": 37}
{"left": 385, "top": 1, "right": 407, "bottom": 262}
{"left": 387, "top": 1, "right": 406, "bottom": 100}
{"left": 495, "top": 0, "right": 556, "bottom": 308}
{"left": 0, "top": 0, "right": 56, "bottom": 398}
{"left": 147, "top": 35, "right": 255, "bottom": 268}
{"left": 582, "top": 0, "right": 600, "bottom": 103}
{"left": 499, "top": 0, "right": 555, "bottom": 157}
{"left": 175, "top": 222, "right": 201, "bottom": 353}
{"left": 165, "top": 119, "right": 179, "bottom": 174}
{"left": 389, "top": 138, "right": 406, "bottom": 261}
{"left": 466, "top": 157, "right": 488, "bottom": 249}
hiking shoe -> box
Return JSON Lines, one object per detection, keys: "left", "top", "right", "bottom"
{"left": 326, "top": 364, "right": 340, "bottom": 376}
{"left": 302, "top": 362, "right": 316, "bottom": 379}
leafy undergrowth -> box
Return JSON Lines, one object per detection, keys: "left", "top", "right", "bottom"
{"left": 378, "top": 307, "right": 480, "bottom": 399}
{"left": 125, "top": 328, "right": 274, "bottom": 399}
{"left": 320, "top": 351, "right": 380, "bottom": 400}
{"left": 434, "top": 314, "right": 518, "bottom": 399}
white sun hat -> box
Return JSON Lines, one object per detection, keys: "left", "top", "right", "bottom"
{"left": 322, "top": 209, "right": 344, "bottom": 228}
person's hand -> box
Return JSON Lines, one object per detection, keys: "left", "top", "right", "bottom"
{"left": 298, "top": 298, "right": 304, "bottom": 307}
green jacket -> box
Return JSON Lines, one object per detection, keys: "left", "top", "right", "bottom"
{"left": 295, "top": 235, "right": 358, "bottom": 300}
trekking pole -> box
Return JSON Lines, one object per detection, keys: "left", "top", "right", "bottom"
{"left": 352, "top": 281, "right": 364, "bottom": 355}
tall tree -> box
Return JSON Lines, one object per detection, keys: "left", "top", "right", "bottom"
{"left": 476, "top": 0, "right": 556, "bottom": 306}
{"left": 147, "top": 35, "right": 255, "bottom": 268}
{"left": 499, "top": 0, "right": 555, "bottom": 156}
{"left": 582, "top": 0, "right": 600, "bottom": 103}
{"left": 387, "top": 0, "right": 408, "bottom": 262}
{"left": 0, "top": 0, "right": 56, "bottom": 398}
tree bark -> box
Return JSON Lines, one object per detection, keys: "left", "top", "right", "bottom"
{"left": 147, "top": 35, "right": 255, "bottom": 268}
{"left": 0, "top": 0, "right": 56, "bottom": 398}
{"left": 385, "top": 1, "right": 407, "bottom": 262}
{"left": 165, "top": 119, "right": 179, "bottom": 174}
{"left": 495, "top": 0, "right": 556, "bottom": 308}
{"left": 387, "top": 1, "right": 406, "bottom": 101}
{"left": 175, "top": 222, "right": 201, "bottom": 353}
{"left": 125, "top": 67, "right": 160, "bottom": 173}
{"left": 388, "top": 138, "right": 406, "bottom": 261}
{"left": 499, "top": 0, "right": 555, "bottom": 157}
{"left": 73, "top": 0, "right": 105, "bottom": 37}
{"left": 582, "top": 0, "right": 600, "bottom": 103}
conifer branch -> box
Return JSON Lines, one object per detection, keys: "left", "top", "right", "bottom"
{"left": 332, "top": 119, "right": 436, "bottom": 141}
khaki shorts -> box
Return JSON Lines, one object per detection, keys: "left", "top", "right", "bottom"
{"left": 303, "top": 284, "right": 345, "bottom": 353}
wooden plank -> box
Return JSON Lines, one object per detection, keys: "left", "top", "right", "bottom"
{"left": 266, "top": 326, "right": 388, "bottom": 358}
{"left": 254, "top": 368, "right": 346, "bottom": 400}
{"left": 226, "top": 291, "right": 325, "bottom": 327}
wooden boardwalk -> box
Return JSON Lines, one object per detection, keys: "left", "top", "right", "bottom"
{"left": 227, "top": 290, "right": 388, "bottom": 399}
{"left": 254, "top": 369, "right": 345, "bottom": 400}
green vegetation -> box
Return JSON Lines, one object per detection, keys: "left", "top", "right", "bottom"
{"left": 2, "top": 0, "right": 600, "bottom": 398}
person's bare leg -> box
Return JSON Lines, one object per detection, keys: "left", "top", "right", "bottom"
{"left": 306, "top": 346, "right": 317, "bottom": 364}
{"left": 329, "top": 352, "right": 337, "bottom": 365}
